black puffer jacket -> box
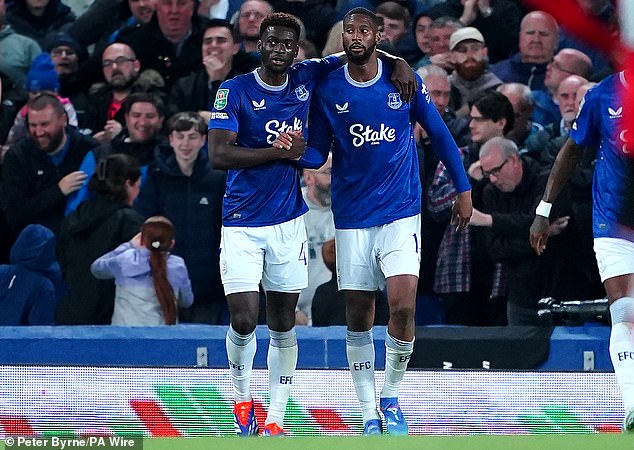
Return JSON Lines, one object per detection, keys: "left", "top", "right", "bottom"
{"left": 6, "top": 0, "right": 75, "bottom": 47}
{"left": 56, "top": 193, "right": 144, "bottom": 324}
{"left": 135, "top": 144, "right": 226, "bottom": 311}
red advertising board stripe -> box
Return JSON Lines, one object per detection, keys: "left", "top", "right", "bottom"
{"left": 129, "top": 400, "right": 181, "bottom": 437}
{"left": 0, "top": 416, "right": 36, "bottom": 435}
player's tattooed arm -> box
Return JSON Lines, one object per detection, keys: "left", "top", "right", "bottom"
{"left": 208, "top": 129, "right": 303, "bottom": 169}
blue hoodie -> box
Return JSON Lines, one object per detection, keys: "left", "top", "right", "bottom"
{"left": 0, "top": 224, "right": 64, "bottom": 325}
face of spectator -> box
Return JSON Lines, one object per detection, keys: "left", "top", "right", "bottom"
{"left": 429, "top": 25, "right": 454, "bottom": 56}
{"left": 376, "top": 15, "right": 407, "bottom": 44}
{"left": 126, "top": 178, "right": 141, "bottom": 205}
{"left": 125, "top": 101, "right": 163, "bottom": 142}
{"left": 424, "top": 74, "right": 451, "bottom": 116}
{"left": 102, "top": 44, "right": 140, "bottom": 90}
{"left": 342, "top": 13, "right": 380, "bottom": 65}
{"left": 295, "top": 45, "right": 307, "bottom": 63}
{"left": 202, "top": 26, "right": 239, "bottom": 66}
{"left": 500, "top": 89, "right": 531, "bottom": 141}
{"left": 575, "top": 82, "right": 595, "bottom": 111}
{"left": 258, "top": 26, "right": 298, "bottom": 74}
{"left": 155, "top": 0, "right": 194, "bottom": 42}
{"left": 414, "top": 16, "right": 432, "bottom": 54}
{"left": 28, "top": 105, "right": 67, "bottom": 153}
{"left": 556, "top": 76, "right": 584, "bottom": 123}
{"left": 452, "top": 40, "right": 487, "bottom": 81}
{"left": 26, "top": 0, "right": 49, "bottom": 16}
{"left": 50, "top": 46, "right": 79, "bottom": 76}
{"left": 128, "top": 0, "right": 156, "bottom": 24}
{"left": 169, "top": 127, "right": 204, "bottom": 166}
{"left": 239, "top": 0, "right": 271, "bottom": 40}
{"left": 479, "top": 148, "right": 521, "bottom": 192}
{"left": 545, "top": 52, "right": 581, "bottom": 92}
{"left": 469, "top": 105, "right": 505, "bottom": 144}
{"left": 303, "top": 155, "right": 332, "bottom": 206}
{"left": 519, "top": 12, "right": 558, "bottom": 64}
{"left": 0, "top": 0, "right": 6, "bottom": 25}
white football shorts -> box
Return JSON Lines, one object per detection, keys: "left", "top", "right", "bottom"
{"left": 220, "top": 216, "right": 308, "bottom": 295}
{"left": 335, "top": 214, "right": 421, "bottom": 291}
{"left": 594, "top": 237, "right": 634, "bottom": 282}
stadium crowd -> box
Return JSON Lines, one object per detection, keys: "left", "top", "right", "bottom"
{"left": 0, "top": 0, "right": 624, "bottom": 328}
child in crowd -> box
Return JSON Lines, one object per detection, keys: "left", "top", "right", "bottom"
{"left": 90, "top": 216, "right": 193, "bottom": 325}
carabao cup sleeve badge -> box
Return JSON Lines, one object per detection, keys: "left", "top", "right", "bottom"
{"left": 214, "top": 89, "right": 229, "bottom": 110}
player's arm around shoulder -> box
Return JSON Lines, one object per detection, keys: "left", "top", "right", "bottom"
{"left": 377, "top": 50, "right": 417, "bottom": 103}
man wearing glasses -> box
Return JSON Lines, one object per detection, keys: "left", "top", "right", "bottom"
{"left": 533, "top": 47, "right": 592, "bottom": 129}
{"left": 427, "top": 90, "right": 513, "bottom": 326}
{"left": 89, "top": 43, "right": 142, "bottom": 143}
{"left": 470, "top": 136, "right": 575, "bottom": 325}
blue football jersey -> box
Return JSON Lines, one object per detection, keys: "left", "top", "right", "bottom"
{"left": 307, "top": 60, "right": 470, "bottom": 229}
{"left": 208, "top": 56, "right": 340, "bottom": 227}
{"left": 570, "top": 71, "right": 634, "bottom": 242}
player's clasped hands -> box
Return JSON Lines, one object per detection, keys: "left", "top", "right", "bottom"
{"left": 273, "top": 130, "right": 306, "bottom": 160}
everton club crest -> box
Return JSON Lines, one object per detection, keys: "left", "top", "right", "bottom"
{"left": 295, "top": 84, "right": 309, "bottom": 102}
{"left": 387, "top": 93, "right": 402, "bottom": 110}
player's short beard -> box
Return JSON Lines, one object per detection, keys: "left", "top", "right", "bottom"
{"left": 344, "top": 43, "right": 376, "bottom": 65}
{"left": 455, "top": 59, "right": 486, "bottom": 81}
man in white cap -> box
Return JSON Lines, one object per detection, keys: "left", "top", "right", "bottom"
{"left": 449, "top": 26, "right": 502, "bottom": 118}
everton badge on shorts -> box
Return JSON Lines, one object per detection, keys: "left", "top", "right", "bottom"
{"left": 214, "top": 89, "right": 229, "bottom": 110}
{"left": 295, "top": 84, "right": 309, "bottom": 102}
{"left": 388, "top": 92, "right": 402, "bottom": 110}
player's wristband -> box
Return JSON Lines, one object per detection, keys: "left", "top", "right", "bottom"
{"left": 535, "top": 200, "right": 552, "bottom": 218}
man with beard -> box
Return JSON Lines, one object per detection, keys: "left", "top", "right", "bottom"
{"left": 284, "top": 7, "right": 471, "bottom": 435}
{"left": 448, "top": 27, "right": 501, "bottom": 118}
{"left": 90, "top": 43, "right": 142, "bottom": 143}
{"left": 208, "top": 11, "right": 415, "bottom": 437}
{"left": 1, "top": 93, "right": 97, "bottom": 236}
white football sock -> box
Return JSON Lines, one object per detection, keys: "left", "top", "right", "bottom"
{"left": 380, "top": 331, "right": 414, "bottom": 399}
{"left": 609, "top": 297, "right": 634, "bottom": 411}
{"left": 226, "top": 325, "right": 257, "bottom": 402}
{"left": 347, "top": 329, "right": 380, "bottom": 423}
{"left": 266, "top": 328, "right": 298, "bottom": 428}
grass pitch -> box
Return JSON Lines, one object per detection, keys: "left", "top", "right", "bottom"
{"left": 144, "top": 433, "right": 634, "bottom": 450}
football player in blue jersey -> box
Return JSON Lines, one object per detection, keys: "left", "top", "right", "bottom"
{"left": 279, "top": 7, "right": 472, "bottom": 435}
{"left": 207, "top": 12, "right": 416, "bottom": 437}
{"left": 530, "top": 71, "right": 634, "bottom": 432}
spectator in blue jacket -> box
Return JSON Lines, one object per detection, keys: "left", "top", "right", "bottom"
{"left": 0, "top": 224, "right": 63, "bottom": 325}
